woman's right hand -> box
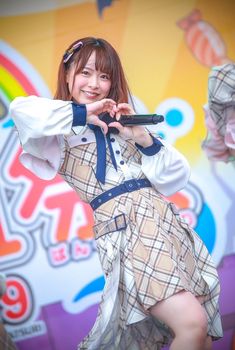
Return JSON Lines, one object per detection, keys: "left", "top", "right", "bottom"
{"left": 86, "top": 98, "right": 117, "bottom": 134}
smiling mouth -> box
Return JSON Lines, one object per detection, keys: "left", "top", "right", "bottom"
{"left": 82, "top": 90, "right": 99, "bottom": 98}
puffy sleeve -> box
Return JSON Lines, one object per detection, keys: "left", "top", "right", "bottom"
{"left": 201, "top": 105, "right": 232, "bottom": 162}
{"left": 202, "top": 63, "right": 235, "bottom": 162}
{"left": 139, "top": 138, "right": 191, "bottom": 196}
{"left": 9, "top": 96, "right": 86, "bottom": 180}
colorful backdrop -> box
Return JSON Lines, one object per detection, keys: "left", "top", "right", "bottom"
{"left": 0, "top": 1, "right": 235, "bottom": 349}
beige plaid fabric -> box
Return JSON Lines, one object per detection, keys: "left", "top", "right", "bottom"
{"left": 0, "top": 324, "right": 18, "bottom": 350}
{"left": 59, "top": 130, "right": 223, "bottom": 349}
{"left": 202, "top": 63, "right": 235, "bottom": 162}
{"left": 208, "top": 63, "right": 235, "bottom": 134}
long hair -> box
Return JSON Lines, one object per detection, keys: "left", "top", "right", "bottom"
{"left": 54, "top": 37, "right": 132, "bottom": 104}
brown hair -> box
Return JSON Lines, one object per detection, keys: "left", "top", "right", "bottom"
{"left": 54, "top": 37, "right": 132, "bottom": 104}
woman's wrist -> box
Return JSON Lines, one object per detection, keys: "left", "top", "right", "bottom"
{"left": 135, "top": 134, "right": 163, "bottom": 155}
{"left": 133, "top": 131, "right": 153, "bottom": 147}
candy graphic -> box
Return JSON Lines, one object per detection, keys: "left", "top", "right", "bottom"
{"left": 177, "top": 9, "right": 231, "bottom": 67}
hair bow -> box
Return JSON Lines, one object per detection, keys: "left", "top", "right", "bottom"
{"left": 63, "top": 41, "right": 83, "bottom": 64}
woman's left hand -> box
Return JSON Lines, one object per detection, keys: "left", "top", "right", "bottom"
{"left": 109, "top": 103, "right": 153, "bottom": 147}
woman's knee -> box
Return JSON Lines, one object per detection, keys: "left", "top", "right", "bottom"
{"left": 179, "top": 311, "right": 208, "bottom": 341}
{"left": 175, "top": 300, "right": 208, "bottom": 343}
{"left": 150, "top": 291, "right": 208, "bottom": 338}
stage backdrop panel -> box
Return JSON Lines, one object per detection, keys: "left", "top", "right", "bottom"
{"left": 0, "top": 1, "right": 235, "bottom": 349}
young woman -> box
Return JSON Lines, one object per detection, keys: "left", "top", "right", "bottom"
{"left": 10, "top": 37, "right": 222, "bottom": 350}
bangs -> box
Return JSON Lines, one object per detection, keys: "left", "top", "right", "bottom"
{"left": 94, "top": 48, "right": 113, "bottom": 75}
{"left": 73, "top": 46, "right": 113, "bottom": 77}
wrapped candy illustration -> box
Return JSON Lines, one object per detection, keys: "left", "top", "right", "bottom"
{"left": 177, "top": 9, "right": 231, "bottom": 67}
{"left": 202, "top": 63, "right": 235, "bottom": 163}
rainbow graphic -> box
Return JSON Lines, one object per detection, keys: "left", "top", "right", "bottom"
{"left": 0, "top": 40, "right": 51, "bottom": 129}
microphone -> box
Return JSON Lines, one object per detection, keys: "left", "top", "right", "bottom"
{"left": 99, "top": 113, "right": 164, "bottom": 134}
{"left": 118, "top": 114, "right": 164, "bottom": 126}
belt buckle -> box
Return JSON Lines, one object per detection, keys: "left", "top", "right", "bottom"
{"left": 123, "top": 179, "right": 140, "bottom": 192}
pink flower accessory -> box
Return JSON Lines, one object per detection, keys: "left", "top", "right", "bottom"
{"left": 63, "top": 41, "right": 83, "bottom": 64}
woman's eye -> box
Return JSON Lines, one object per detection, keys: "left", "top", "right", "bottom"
{"left": 81, "top": 70, "right": 89, "bottom": 76}
{"left": 101, "top": 74, "right": 110, "bottom": 80}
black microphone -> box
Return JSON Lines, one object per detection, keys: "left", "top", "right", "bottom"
{"left": 118, "top": 114, "right": 164, "bottom": 126}
{"left": 99, "top": 113, "right": 164, "bottom": 134}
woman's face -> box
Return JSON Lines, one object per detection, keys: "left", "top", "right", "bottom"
{"left": 66, "top": 51, "right": 112, "bottom": 104}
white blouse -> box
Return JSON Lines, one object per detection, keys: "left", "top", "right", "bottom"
{"left": 10, "top": 96, "right": 190, "bottom": 197}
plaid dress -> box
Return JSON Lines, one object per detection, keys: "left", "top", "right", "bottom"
{"left": 0, "top": 323, "right": 18, "bottom": 350}
{"left": 202, "top": 63, "right": 235, "bottom": 162}
{"left": 59, "top": 128, "right": 223, "bottom": 350}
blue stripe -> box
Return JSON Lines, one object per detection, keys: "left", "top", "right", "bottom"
{"left": 106, "top": 133, "right": 117, "bottom": 170}
{"left": 72, "top": 103, "right": 86, "bottom": 126}
{"left": 135, "top": 135, "right": 163, "bottom": 156}
{"left": 88, "top": 124, "right": 106, "bottom": 184}
{"left": 73, "top": 276, "right": 105, "bottom": 302}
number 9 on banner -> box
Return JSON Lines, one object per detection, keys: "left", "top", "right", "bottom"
{"left": 1, "top": 275, "right": 33, "bottom": 324}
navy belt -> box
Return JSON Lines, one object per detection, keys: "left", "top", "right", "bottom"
{"left": 90, "top": 178, "right": 152, "bottom": 211}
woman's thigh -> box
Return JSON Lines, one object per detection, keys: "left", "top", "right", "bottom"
{"left": 149, "top": 291, "right": 208, "bottom": 335}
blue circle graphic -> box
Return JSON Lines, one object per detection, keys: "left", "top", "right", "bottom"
{"left": 195, "top": 204, "right": 216, "bottom": 254}
{"left": 165, "top": 109, "right": 183, "bottom": 127}
{"left": 157, "top": 131, "right": 166, "bottom": 139}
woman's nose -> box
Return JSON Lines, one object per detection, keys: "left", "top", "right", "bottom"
{"left": 88, "top": 75, "right": 99, "bottom": 88}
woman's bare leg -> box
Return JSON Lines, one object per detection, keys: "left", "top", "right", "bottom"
{"left": 149, "top": 291, "right": 211, "bottom": 350}
{"left": 204, "top": 335, "right": 212, "bottom": 350}
{"left": 197, "top": 295, "right": 212, "bottom": 350}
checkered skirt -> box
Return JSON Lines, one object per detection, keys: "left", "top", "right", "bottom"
{"left": 77, "top": 188, "right": 222, "bottom": 349}
{"left": 0, "top": 324, "right": 18, "bottom": 350}
{"left": 59, "top": 132, "right": 222, "bottom": 349}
